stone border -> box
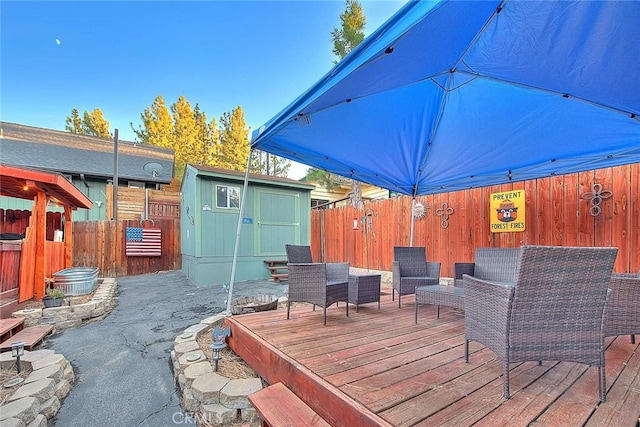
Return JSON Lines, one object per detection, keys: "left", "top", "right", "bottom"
{"left": 171, "top": 314, "right": 263, "bottom": 426}
{"left": 0, "top": 349, "right": 74, "bottom": 426}
{"left": 11, "top": 278, "right": 117, "bottom": 330}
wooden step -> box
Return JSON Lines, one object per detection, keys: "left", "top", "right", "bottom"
{"left": 266, "top": 266, "right": 288, "bottom": 272}
{"left": 0, "top": 325, "right": 54, "bottom": 352}
{"left": 271, "top": 273, "right": 288, "bottom": 283}
{"left": 0, "top": 317, "right": 24, "bottom": 343}
{"left": 249, "top": 382, "right": 331, "bottom": 427}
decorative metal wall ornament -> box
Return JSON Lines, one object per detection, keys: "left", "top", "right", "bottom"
{"left": 361, "top": 207, "right": 377, "bottom": 234}
{"left": 436, "top": 202, "right": 454, "bottom": 229}
{"left": 581, "top": 183, "right": 613, "bottom": 217}
{"left": 412, "top": 202, "right": 428, "bottom": 219}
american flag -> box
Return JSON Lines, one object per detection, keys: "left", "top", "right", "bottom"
{"left": 125, "top": 227, "right": 162, "bottom": 257}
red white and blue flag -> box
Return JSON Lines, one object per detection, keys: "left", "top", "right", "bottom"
{"left": 125, "top": 227, "right": 162, "bottom": 257}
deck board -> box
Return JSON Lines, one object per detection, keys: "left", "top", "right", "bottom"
{"left": 228, "top": 292, "right": 640, "bottom": 426}
{"left": 0, "top": 324, "right": 54, "bottom": 351}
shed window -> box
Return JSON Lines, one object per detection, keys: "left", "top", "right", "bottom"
{"left": 216, "top": 185, "right": 240, "bottom": 209}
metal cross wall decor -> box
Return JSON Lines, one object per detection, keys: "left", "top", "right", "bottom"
{"left": 581, "top": 183, "right": 613, "bottom": 217}
{"left": 436, "top": 202, "right": 454, "bottom": 229}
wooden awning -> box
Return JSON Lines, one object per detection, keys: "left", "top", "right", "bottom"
{"left": 1, "top": 164, "right": 93, "bottom": 303}
{"left": 0, "top": 164, "right": 92, "bottom": 209}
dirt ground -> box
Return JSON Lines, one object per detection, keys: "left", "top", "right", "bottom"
{"left": 0, "top": 365, "right": 31, "bottom": 405}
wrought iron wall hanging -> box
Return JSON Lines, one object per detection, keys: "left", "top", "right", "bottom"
{"left": 436, "top": 202, "right": 454, "bottom": 229}
{"left": 581, "top": 183, "right": 612, "bottom": 217}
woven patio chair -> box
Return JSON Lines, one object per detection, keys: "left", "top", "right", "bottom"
{"left": 392, "top": 246, "right": 441, "bottom": 308}
{"left": 464, "top": 245, "right": 618, "bottom": 402}
{"left": 605, "top": 272, "right": 640, "bottom": 344}
{"left": 286, "top": 262, "right": 349, "bottom": 325}
{"left": 285, "top": 244, "right": 313, "bottom": 263}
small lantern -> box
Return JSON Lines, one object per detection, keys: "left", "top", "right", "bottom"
{"left": 210, "top": 340, "right": 226, "bottom": 372}
{"left": 11, "top": 342, "right": 25, "bottom": 373}
{"left": 210, "top": 324, "right": 230, "bottom": 371}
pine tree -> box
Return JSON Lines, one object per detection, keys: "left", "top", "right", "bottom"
{"left": 331, "top": 0, "right": 366, "bottom": 64}
{"left": 83, "top": 109, "right": 112, "bottom": 138}
{"left": 132, "top": 95, "right": 173, "bottom": 149}
{"left": 251, "top": 150, "right": 291, "bottom": 177}
{"left": 133, "top": 97, "right": 271, "bottom": 178}
{"left": 65, "top": 109, "right": 83, "bottom": 134}
{"left": 215, "top": 107, "right": 250, "bottom": 172}
{"left": 308, "top": 0, "right": 367, "bottom": 205}
{"left": 171, "top": 96, "right": 203, "bottom": 177}
{"left": 65, "top": 108, "right": 112, "bottom": 138}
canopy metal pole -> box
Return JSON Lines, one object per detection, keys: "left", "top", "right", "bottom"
{"left": 225, "top": 149, "right": 253, "bottom": 314}
{"left": 409, "top": 197, "right": 416, "bottom": 247}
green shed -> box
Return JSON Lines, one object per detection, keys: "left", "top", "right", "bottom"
{"left": 180, "top": 164, "right": 315, "bottom": 286}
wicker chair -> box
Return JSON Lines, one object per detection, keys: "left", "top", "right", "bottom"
{"left": 605, "top": 272, "right": 640, "bottom": 344}
{"left": 392, "top": 246, "right": 441, "bottom": 308}
{"left": 285, "top": 243, "right": 349, "bottom": 309}
{"left": 286, "top": 262, "right": 349, "bottom": 325}
{"left": 285, "top": 244, "right": 313, "bottom": 263}
{"left": 464, "top": 245, "right": 618, "bottom": 402}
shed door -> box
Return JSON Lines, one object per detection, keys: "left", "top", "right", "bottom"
{"left": 256, "top": 190, "right": 299, "bottom": 256}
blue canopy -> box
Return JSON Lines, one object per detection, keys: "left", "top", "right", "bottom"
{"left": 251, "top": 0, "right": 640, "bottom": 196}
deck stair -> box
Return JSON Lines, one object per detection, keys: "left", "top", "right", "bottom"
{"left": 249, "top": 382, "right": 330, "bottom": 427}
{"left": 0, "top": 324, "right": 54, "bottom": 352}
{"left": 264, "top": 260, "right": 288, "bottom": 283}
{"left": 0, "top": 317, "right": 24, "bottom": 343}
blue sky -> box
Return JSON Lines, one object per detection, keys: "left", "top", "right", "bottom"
{"left": 1, "top": 0, "right": 407, "bottom": 178}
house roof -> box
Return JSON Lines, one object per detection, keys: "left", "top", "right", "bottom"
{"left": 0, "top": 164, "right": 93, "bottom": 209}
{"left": 186, "top": 164, "right": 315, "bottom": 191}
{"left": 0, "top": 122, "right": 175, "bottom": 183}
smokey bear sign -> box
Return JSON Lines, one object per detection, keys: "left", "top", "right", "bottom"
{"left": 490, "top": 190, "right": 526, "bottom": 232}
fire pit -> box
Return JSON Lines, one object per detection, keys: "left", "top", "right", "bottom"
{"left": 230, "top": 295, "right": 279, "bottom": 315}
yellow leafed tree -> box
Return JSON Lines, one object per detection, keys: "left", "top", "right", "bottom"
{"left": 213, "top": 106, "right": 250, "bottom": 172}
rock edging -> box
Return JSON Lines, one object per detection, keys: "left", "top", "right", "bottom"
{"left": 171, "top": 314, "right": 262, "bottom": 426}
{"left": 0, "top": 349, "right": 74, "bottom": 426}
{"left": 11, "top": 278, "right": 117, "bottom": 330}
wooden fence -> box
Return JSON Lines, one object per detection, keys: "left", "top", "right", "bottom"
{"left": 106, "top": 186, "right": 181, "bottom": 221}
{"left": 72, "top": 219, "right": 181, "bottom": 277}
{"left": 311, "top": 164, "right": 639, "bottom": 277}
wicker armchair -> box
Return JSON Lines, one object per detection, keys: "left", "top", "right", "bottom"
{"left": 464, "top": 245, "right": 618, "bottom": 402}
{"left": 605, "top": 272, "right": 640, "bottom": 344}
{"left": 285, "top": 244, "right": 313, "bottom": 263}
{"left": 286, "top": 262, "right": 349, "bottom": 325}
{"left": 392, "top": 246, "right": 441, "bottom": 308}
{"left": 285, "top": 243, "right": 349, "bottom": 309}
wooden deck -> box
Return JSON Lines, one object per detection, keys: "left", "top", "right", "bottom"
{"left": 227, "top": 292, "right": 640, "bottom": 427}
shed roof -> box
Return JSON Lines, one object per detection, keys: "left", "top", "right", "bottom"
{"left": 187, "top": 164, "right": 315, "bottom": 191}
{"left": 0, "top": 122, "right": 175, "bottom": 183}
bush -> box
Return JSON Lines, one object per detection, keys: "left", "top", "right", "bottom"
{"left": 45, "top": 287, "right": 65, "bottom": 299}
